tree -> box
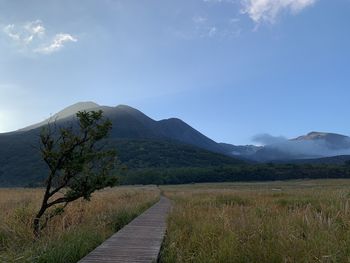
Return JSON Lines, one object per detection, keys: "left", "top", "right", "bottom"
{"left": 33, "top": 110, "right": 118, "bottom": 238}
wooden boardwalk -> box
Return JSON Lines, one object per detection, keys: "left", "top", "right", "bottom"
{"left": 78, "top": 196, "right": 171, "bottom": 263}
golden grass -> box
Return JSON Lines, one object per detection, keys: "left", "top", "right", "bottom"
{"left": 0, "top": 186, "right": 159, "bottom": 263}
{"left": 160, "top": 180, "right": 350, "bottom": 263}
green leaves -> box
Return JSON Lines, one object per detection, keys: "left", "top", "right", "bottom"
{"left": 35, "top": 110, "right": 118, "bottom": 237}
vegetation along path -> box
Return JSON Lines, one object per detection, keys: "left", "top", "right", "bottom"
{"left": 78, "top": 196, "right": 171, "bottom": 263}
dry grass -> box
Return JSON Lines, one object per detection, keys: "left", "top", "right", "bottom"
{"left": 160, "top": 180, "right": 350, "bottom": 263}
{"left": 0, "top": 186, "right": 159, "bottom": 263}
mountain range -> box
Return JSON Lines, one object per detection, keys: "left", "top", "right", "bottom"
{"left": 0, "top": 102, "right": 241, "bottom": 186}
{"left": 21, "top": 102, "right": 227, "bottom": 154}
{"left": 1, "top": 101, "right": 350, "bottom": 186}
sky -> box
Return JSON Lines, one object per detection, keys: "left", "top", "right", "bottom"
{"left": 0, "top": 0, "right": 350, "bottom": 145}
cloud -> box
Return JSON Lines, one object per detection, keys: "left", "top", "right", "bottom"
{"left": 3, "top": 20, "right": 45, "bottom": 45}
{"left": 35, "top": 33, "right": 77, "bottom": 54}
{"left": 2, "top": 20, "right": 77, "bottom": 55}
{"left": 24, "top": 20, "right": 45, "bottom": 40}
{"left": 268, "top": 139, "right": 350, "bottom": 158}
{"left": 241, "top": 0, "right": 317, "bottom": 24}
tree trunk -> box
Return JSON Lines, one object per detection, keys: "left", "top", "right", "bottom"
{"left": 33, "top": 217, "right": 40, "bottom": 238}
{"left": 33, "top": 205, "right": 47, "bottom": 239}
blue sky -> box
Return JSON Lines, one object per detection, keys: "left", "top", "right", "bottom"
{"left": 0, "top": 0, "right": 349, "bottom": 145}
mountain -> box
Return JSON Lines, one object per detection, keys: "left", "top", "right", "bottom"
{"left": 16, "top": 103, "right": 227, "bottom": 154}
{"left": 3, "top": 101, "right": 349, "bottom": 187}
{"left": 0, "top": 102, "right": 242, "bottom": 186}
{"left": 102, "top": 105, "right": 226, "bottom": 154}
{"left": 250, "top": 131, "right": 350, "bottom": 162}
{"left": 293, "top": 132, "right": 350, "bottom": 150}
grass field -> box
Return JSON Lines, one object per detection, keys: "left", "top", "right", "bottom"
{"left": 0, "top": 186, "right": 159, "bottom": 263}
{"left": 160, "top": 179, "right": 350, "bottom": 263}
{"left": 3, "top": 179, "right": 350, "bottom": 263}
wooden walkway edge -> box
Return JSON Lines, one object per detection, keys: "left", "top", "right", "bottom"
{"left": 78, "top": 196, "right": 171, "bottom": 263}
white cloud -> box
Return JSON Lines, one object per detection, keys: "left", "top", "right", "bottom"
{"left": 3, "top": 20, "right": 45, "bottom": 45}
{"left": 2, "top": 20, "right": 77, "bottom": 55}
{"left": 241, "top": 0, "right": 317, "bottom": 24}
{"left": 3, "top": 25, "right": 20, "bottom": 41}
{"left": 24, "top": 20, "right": 45, "bottom": 38}
{"left": 35, "top": 33, "right": 77, "bottom": 54}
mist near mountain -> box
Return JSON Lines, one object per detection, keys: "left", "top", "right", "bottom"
{"left": 252, "top": 134, "right": 287, "bottom": 145}
{"left": 252, "top": 132, "right": 350, "bottom": 161}
{"left": 219, "top": 143, "right": 262, "bottom": 157}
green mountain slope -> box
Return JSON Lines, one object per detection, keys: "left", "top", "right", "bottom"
{"left": 0, "top": 103, "right": 242, "bottom": 186}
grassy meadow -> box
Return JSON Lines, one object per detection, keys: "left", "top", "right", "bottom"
{"left": 0, "top": 186, "right": 159, "bottom": 263}
{"left": 160, "top": 180, "right": 350, "bottom": 263}
{"left": 3, "top": 179, "right": 350, "bottom": 263}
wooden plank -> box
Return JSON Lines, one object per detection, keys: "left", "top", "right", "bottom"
{"left": 78, "top": 196, "right": 171, "bottom": 263}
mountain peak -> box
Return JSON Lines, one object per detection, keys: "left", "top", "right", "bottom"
{"left": 295, "top": 131, "right": 348, "bottom": 141}
{"left": 18, "top": 101, "right": 100, "bottom": 132}
{"left": 48, "top": 101, "right": 100, "bottom": 121}
{"left": 307, "top": 131, "right": 328, "bottom": 136}
{"left": 115, "top": 104, "right": 137, "bottom": 111}
{"left": 58, "top": 101, "right": 100, "bottom": 115}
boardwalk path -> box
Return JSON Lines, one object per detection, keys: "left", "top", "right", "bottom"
{"left": 79, "top": 196, "right": 171, "bottom": 263}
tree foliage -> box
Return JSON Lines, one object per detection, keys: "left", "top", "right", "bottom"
{"left": 119, "top": 163, "right": 350, "bottom": 185}
{"left": 33, "top": 110, "right": 118, "bottom": 237}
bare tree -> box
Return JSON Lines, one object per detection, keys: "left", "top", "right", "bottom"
{"left": 33, "top": 110, "right": 118, "bottom": 238}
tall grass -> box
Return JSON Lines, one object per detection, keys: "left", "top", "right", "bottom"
{"left": 160, "top": 180, "right": 350, "bottom": 263}
{"left": 0, "top": 186, "right": 159, "bottom": 263}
